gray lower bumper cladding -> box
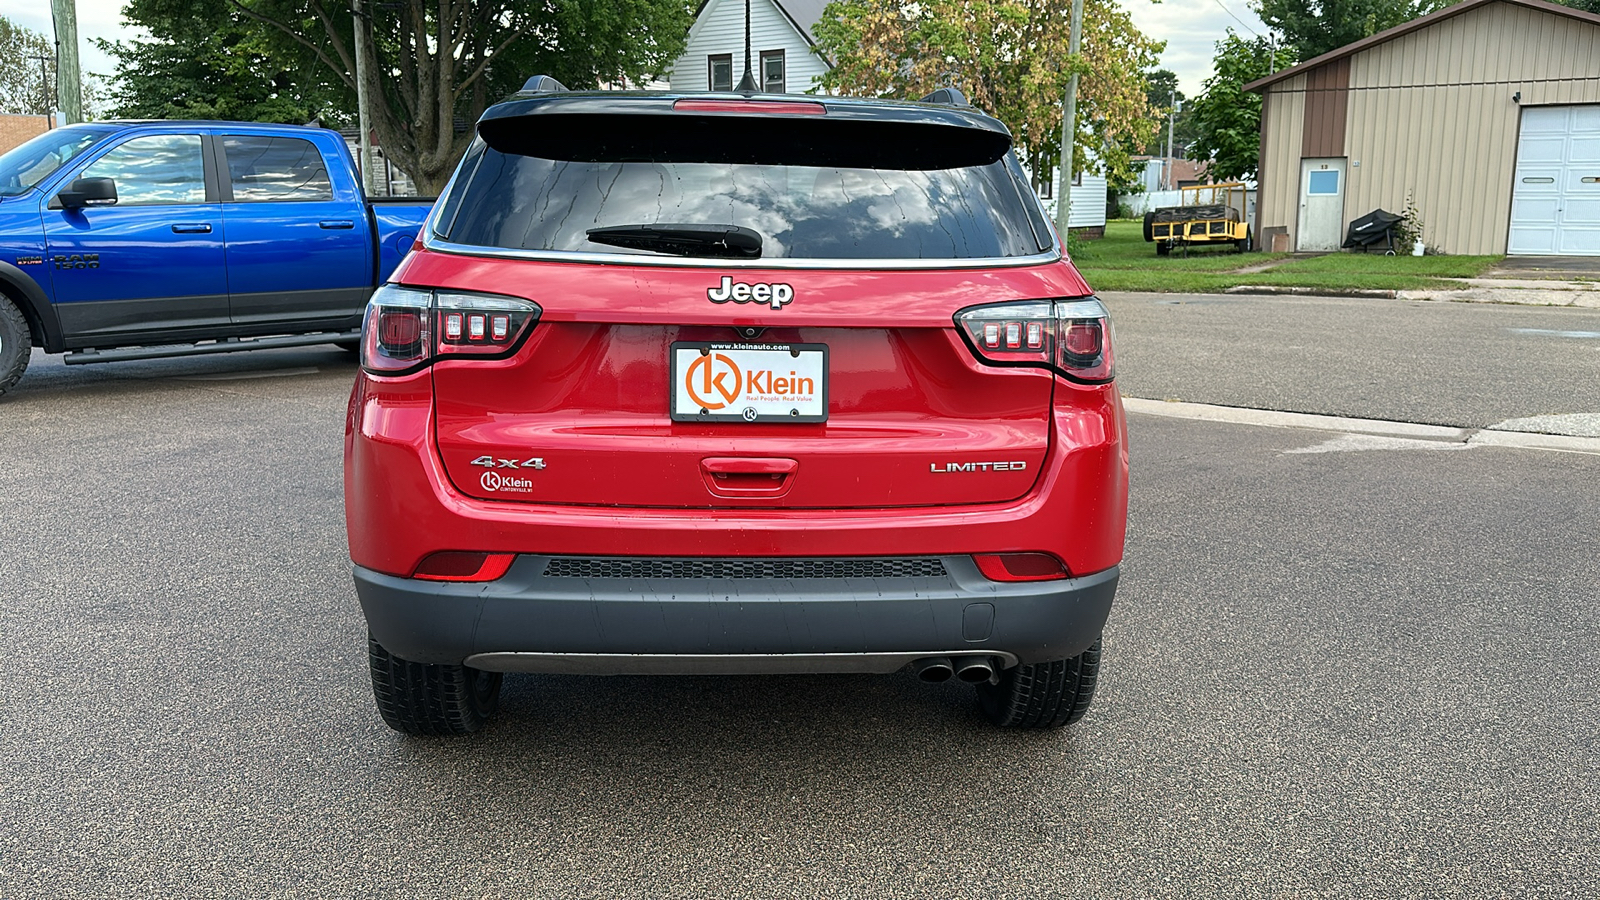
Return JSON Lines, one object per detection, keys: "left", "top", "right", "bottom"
{"left": 353, "top": 555, "right": 1118, "bottom": 674}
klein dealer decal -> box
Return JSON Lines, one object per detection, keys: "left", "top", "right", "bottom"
{"left": 53, "top": 254, "right": 100, "bottom": 270}
{"left": 479, "top": 471, "right": 534, "bottom": 493}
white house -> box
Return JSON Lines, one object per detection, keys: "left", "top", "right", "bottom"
{"left": 670, "top": 0, "right": 831, "bottom": 93}
{"left": 667, "top": 0, "right": 1106, "bottom": 233}
{"left": 1033, "top": 162, "right": 1109, "bottom": 236}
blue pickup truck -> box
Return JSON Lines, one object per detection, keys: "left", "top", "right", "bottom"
{"left": 0, "top": 120, "right": 433, "bottom": 394}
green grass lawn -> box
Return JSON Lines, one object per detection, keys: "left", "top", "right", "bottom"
{"left": 1071, "top": 220, "right": 1502, "bottom": 293}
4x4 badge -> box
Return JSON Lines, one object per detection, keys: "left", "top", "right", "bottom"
{"left": 471, "top": 455, "right": 546, "bottom": 470}
{"left": 707, "top": 276, "right": 793, "bottom": 310}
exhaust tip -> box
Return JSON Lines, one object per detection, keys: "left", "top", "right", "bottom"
{"left": 912, "top": 657, "right": 955, "bottom": 683}
{"left": 953, "top": 656, "right": 996, "bottom": 683}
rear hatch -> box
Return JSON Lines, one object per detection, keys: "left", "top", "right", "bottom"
{"left": 417, "top": 93, "right": 1089, "bottom": 509}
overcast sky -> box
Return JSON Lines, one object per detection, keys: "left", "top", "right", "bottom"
{"left": 11, "top": 0, "right": 1263, "bottom": 100}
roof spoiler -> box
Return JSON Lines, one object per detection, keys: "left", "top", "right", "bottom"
{"left": 519, "top": 75, "right": 569, "bottom": 95}
{"left": 919, "top": 87, "right": 970, "bottom": 107}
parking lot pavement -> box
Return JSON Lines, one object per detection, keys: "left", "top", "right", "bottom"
{"left": 1101, "top": 292, "right": 1600, "bottom": 432}
{"left": 2, "top": 349, "right": 1597, "bottom": 898}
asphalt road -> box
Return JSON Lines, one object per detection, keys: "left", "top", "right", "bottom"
{"left": 1102, "top": 292, "right": 1600, "bottom": 434}
{"left": 2, "top": 344, "right": 1597, "bottom": 898}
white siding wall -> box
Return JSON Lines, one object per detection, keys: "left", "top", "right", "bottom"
{"left": 670, "top": 0, "right": 830, "bottom": 93}
{"left": 1037, "top": 167, "right": 1108, "bottom": 230}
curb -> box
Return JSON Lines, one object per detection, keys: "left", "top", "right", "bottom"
{"left": 1123, "top": 398, "right": 1600, "bottom": 456}
{"left": 1223, "top": 286, "right": 1398, "bottom": 299}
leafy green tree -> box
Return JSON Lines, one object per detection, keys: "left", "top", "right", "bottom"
{"left": 0, "top": 15, "right": 55, "bottom": 116}
{"left": 226, "top": 0, "right": 696, "bottom": 194}
{"left": 100, "top": 0, "right": 344, "bottom": 125}
{"left": 1143, "top": 68, "right": 1198, "bottom": 157}
{"left": 1186, "top": 32, "right": 1296, "bottom": 182}
{"left": 1552, "top": 0, "right": 1600, "bottom": 12}
{"left": 1252, "top": 0, "right": 1447, "bottom": 60}
{"left": 812, "top": 0, "right": 1164, "bottom": 188}
{"left": 110, "top": 0, "right": 693, "bottom": 193}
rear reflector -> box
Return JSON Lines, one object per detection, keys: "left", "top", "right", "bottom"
{"left": 672, "top": 99, "right": 826, "bottom": 116}
{"left": 973, "top": 553, "right": 1069, "bottom": 582}
{"left": 413, "top": 552, "right": 517, "bottom": 582}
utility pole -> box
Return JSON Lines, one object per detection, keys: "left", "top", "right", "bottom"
{"left": 1054, "top": 0, "right": 1085, "bottom": 238}
{"left": 30, "top": 55, "right": 53, "bottom": 123}
{"left": 350, "top": 0, "right": 376, "bottom": 195}
{"left": 49, "top": 0, "right": 82, "bottom": 124}
{"left": 1165, "top": 92, "right": 1178, "bottom": 190}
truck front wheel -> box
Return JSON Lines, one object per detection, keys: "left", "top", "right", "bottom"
{"left": 0, "top": 296, "right": 31, "bottom": 397}
{"left": 368, "top": 637, "right": 503, "bottom": 735}
{"left": 977, "top": 637, "right": 1102, "bottom": 728}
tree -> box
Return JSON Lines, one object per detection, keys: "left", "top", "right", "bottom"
{"left": 811, "top": 0, "right": 1164, "bottom": 188}
{"left": 1252, "top": 0, "right": 1446, "bottom": 60}
{"left": 1552, "top": 0, "right": 1600, "bottom": 12}
{"left": 1142, "top": 68, "right": 1197, "bottom": 158}
{"left": 0, "top": 15, "right": 54, "bottom": 116}
{"left": 221, "top": 0, "right": 696, "bottom": 194}
{"left": 101, "top": 0, "right": 345, "bottom": 125}
{"left": 1186, "top": 32, "right": 1296, "bottom": 182}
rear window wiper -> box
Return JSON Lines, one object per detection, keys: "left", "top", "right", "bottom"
{"left": 585, "top": 223, "right": 762, "bottom": 259}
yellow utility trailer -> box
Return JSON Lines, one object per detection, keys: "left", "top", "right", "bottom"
{"left": 1143, "top": 182, "right": 1253, "bottom": 256}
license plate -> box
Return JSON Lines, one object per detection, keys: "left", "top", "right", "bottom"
{"left": 670, "top": 342, "right": 828, "bottom": 423}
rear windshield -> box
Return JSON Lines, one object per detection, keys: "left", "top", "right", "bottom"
{"left": 436, "top": 147, "right": 1048, "bottom": 261}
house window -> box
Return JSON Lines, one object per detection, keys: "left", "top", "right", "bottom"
{"left": 760, "top": 50, "right": 786, "bottom": 93}
{"left": 1033, "top": 171, "right": 1052, "bottom": 200}
{"left": 708, "top": 54, "right": 733, "bottom": 91}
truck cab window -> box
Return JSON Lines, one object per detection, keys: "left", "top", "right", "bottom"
{"left": 223, "top": 136, "right": 334, "bottom": 202}
{"left": 80, "top": 134, "right": 205, "bottom": 206}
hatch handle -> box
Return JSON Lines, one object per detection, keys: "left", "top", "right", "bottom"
{"left": 700, "top": 457, "right": 798, "bottom": 496}
{"left": 701, "top": 457, "right": 798, "bottom": 475}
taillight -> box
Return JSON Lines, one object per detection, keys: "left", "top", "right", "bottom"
{"left": 413, "top": 551, "right": 516, "bottom": 582}
{"left": 973, "top": 553, "right": 1070, "bottom": 582}
{"left": 360, "top": 286, "right": 541, "bottom": 375}
{"left": 954, "top": 298, "right": 1114, "bottom": 383}
{"left": 435, "top": 292, "right": 539, "bottom": 358}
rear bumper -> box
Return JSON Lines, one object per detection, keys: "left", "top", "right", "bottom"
{"left": 354, "top": 556, "right": 1118, "bottom": 672}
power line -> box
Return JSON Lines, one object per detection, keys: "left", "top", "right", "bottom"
{"left": 1212, "top": 0, "right": 1260, "bottom": 36}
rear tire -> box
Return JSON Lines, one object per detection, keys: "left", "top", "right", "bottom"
{"left": 1142, "top": 211, "right": 1155, "bottom": 242}
{"left": 977, "top": 638, "right": 1101, "bottom": 729}
{"left": 368, "top": 636, "right": 502, "bottom": 735}
{"left": 0, "top": 296, "right": 31, "bottom": 397}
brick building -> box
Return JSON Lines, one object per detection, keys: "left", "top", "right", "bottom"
{"left": 0, "top": 114, "right": 51, "bottom": 155}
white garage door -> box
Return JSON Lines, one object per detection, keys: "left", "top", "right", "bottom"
{"left": 1508, "top": 105, "right": 1600, "bottom": 256}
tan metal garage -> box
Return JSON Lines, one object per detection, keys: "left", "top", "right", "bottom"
{"left": 1247, "top": 0, "right": 1600, "bottom": 256}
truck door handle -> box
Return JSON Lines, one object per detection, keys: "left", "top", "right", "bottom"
{"left": 171, "top": 223, "right": 212, "bottom": 233}
{"left": 319, "top": 220, "right": 355, "bottom": 230}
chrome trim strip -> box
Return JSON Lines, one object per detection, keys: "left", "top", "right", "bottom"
{"left": 464, "top": 650, "right": 1020, "bottom": 676}
{"left": 419, "top": 235, "right": 1062, "bottom": 271}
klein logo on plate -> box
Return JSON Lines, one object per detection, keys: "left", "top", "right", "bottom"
{"left": 672, "top": 343, "right": 827, "bottom": 422}
{"left": 480, "top": 471, "right": 534, "bottom": 493}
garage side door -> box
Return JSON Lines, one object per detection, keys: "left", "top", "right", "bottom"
{"left": 1508, "top": 105, "right": 1600, "bottom": 256}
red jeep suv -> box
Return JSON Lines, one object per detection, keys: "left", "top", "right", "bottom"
{"left": 345, "top": 77, "right": 1128, "bottom": 735}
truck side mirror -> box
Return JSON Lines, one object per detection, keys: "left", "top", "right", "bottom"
{"left": 57, "top": 177, "right": 118, "bottom": 209}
